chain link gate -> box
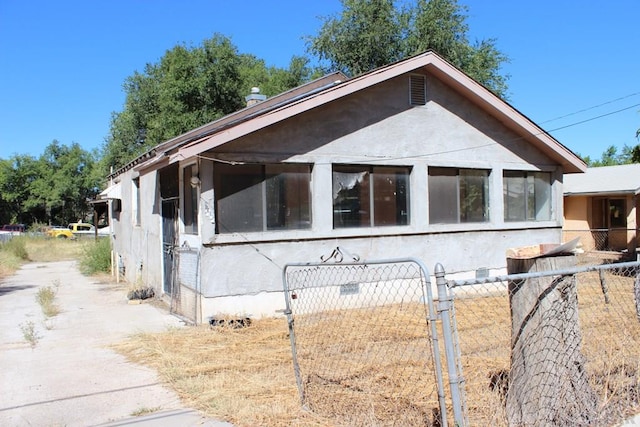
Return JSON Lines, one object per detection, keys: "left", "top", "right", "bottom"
{"left": 170, "top": 244, "right": 201, "bottom": 324}
{"left": 282, "top": 252, "right": 452, "bottom": 426}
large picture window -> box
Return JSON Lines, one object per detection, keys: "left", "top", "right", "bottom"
{"left": 428, "top": 167, "right": 489, "bottom": 223}
{"left": 332, "top": 165, "right": 410, "bottom": 228}
{"left": 503, "top": 171, "right": 552, "bottom": 221}
{"left": 215, "top": 163, "right": 311, "bottom": 233}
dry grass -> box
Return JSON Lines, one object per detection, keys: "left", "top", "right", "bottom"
{"left": 0, "top": 236, "right": 90, "bottom": 280}
{"left": 26, "top": 237, "right": 88, "bottom": 262}
{"left": 114, "top": 270, "right": 640, "bottom": 427}
{"left": 113, "top": 319, "right": 328, "bottom": 427}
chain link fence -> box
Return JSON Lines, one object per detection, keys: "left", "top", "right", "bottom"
{"left": 171, "top": 244, "right": 201, "bottom": 324}
{"left": 444, "top": 259, "right": 640, "bottom": 426}
{"left": 282, "top": 252, "right": 640, "bottom": 426}
{"left": 563, "top": 229, "right": 638, "bottom": 264}
{"left": 283, "top": 257, "right": 448, "bottom": 427}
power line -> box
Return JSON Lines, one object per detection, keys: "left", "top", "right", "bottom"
{"left": 547, "top": 103, "right": 640, "bottom": 133}
{"left": 540, "top": 91, "right": 640, "bottom": 124}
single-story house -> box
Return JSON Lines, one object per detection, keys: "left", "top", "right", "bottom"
{"left": 563, "top": 163, "right": 640, "bottom": 257}
{"left": 99, "top": 50, "right": 586, "bottom": 323}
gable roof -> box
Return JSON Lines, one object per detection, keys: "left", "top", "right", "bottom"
{"left": 118, "top": 50, "right": 586, "bottom": 177}
{"left": 563, "top": 163, "right": 640, "bottom": 196}
{"left": 109, "top": 71, "right": 347, "bottom": 178}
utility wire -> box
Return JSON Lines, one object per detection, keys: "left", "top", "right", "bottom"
{"left": 540, "top": 91, "right": 640, "bottom": 124}
{"left": 547, "top": 103, "right": 640, "bottom": 133}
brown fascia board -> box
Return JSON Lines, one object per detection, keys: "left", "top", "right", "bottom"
{"left": 109, "top": 72, "right": 348, "bottom": 179}
{"left": 175, "top": 51, "right": 587, "bottom": 174}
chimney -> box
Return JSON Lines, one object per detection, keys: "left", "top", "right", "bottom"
{"left": 245, "top": 87, "right": 267, "bottom": 107}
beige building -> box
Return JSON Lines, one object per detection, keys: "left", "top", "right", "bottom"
{"left": 564, "top": 163, "right": 640, "bottom": 258}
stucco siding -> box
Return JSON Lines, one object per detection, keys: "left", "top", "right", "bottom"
{"left": 199, "top": 227, "right": 561, "bottom": 299}
{"left": 110, "top": 169, "right": 164, "bottom": 292}
{"left": 105, "top": 65, "right": 576, "bottom": 320}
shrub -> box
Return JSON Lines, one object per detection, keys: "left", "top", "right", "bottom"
{"left": 80, "top": 237, "right": 112, "bottom": 275}
{"left": 2, "top": 236, "right": 29, "bottom": 261}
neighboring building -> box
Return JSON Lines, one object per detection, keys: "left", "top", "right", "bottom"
{"left": 98, "top": 51, "right": 585, "bottom": 323}
{"left": 563, "top": 163, "right": 640, "bottom": 257}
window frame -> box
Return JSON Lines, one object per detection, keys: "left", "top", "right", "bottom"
{"left": 183, "top": 163, "right": 199, "bottom": 235}
{"left": 428, "top": 167, "right": 490, "bottom": 224}
{"left": 132, "top": 177, "right": 141, "bottom": 226}
{"left": 503, "top": 170, "right": 552, "bottom": 222}
{"left": 214, "top": 163, "right": 312, "bottom": 234}
{"left": 332, "top": 164, "right": 411, "bottom": 229}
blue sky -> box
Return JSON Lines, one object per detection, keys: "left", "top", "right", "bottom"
{"left": 1, "top": 0, "right": 638, "bottom": 161}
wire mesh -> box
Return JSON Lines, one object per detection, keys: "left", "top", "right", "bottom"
{"left": 283, "top": 260, "right": 443, "bottom": 427}
{"left": 563, "top": 229, "right": 638, "bottom": 264}
{"left": 446, "top": 261, "right": 640, "bottom": 426}
{"left": 172, "top": 245, "right": 201, "bottom": 324}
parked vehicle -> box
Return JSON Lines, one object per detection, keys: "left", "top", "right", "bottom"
{"left": 47, "top": 226, "right": 75, "bottom": 239}
{"left": 0, "top": 224, "right": 26, "bottom": 234}
{"left": 67, "top": 222, "right": 110, "bottom": 237}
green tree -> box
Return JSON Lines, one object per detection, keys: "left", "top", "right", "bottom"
{"left": 239, "top": 55, "right": 314, "bottom": 97}
{"left": 633, "top": 128, "right": 640, "bottom": 162}
{"left": 631, "top": 145, "right": 640, "bottom": 163}
{"left": 0, "top": 154, "right": 40, "bottom": 225}
{"left": 307, "top": 0, "right": 509, "bottom": 97}
{"left": 102, "top": 34, "right": 244, "bottom": 173}
{"left": 102, "top": 34, "right": 313, "bottom": 173}
{"left": 308, "top": 0, "right": 404, "bottom": 76}
{"left": 25, "top": 141, "right": 100, "bottom": 225}
{"left": 583, "top": 144, "right": 636, "bottom": 167}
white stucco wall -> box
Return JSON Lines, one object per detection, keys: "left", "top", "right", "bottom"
{"left": 110, "top": 169, "right": 164, "bottom": 290}
{"left": 109, "top": 71, "right": 568, "bottom": 320}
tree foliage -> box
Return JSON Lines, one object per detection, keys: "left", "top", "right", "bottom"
{"left": 102, "top": 34, "right": 314, "bottom": 173}
{"left": 0, "top": 141, "right": 100, "bottom": 226}
{"left": 307, "top": 0, "right": 509, "bottom": 97}
{"left": 581, "top": 144, "right": 639, "bottom": 167}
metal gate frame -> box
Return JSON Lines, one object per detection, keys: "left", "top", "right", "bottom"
{"left": 282, "top": 255, "right": 454, "bottom": 426}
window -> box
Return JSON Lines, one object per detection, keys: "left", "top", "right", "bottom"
{"left": 132, "top": 177, "right": 141, "bottom": 226}
{"left": 214, "top": 163, "right": 311, "bottom": 233}
{"left": 503, "top": 171, "right": 552, "bottom": 221}
{"left": 333, "top": 165, "right": 410, "bottom": 228}
{"left": 183, "top": 165, "right": 199, "bottom": 234}
{"left": 429, "top": 167, "right": 489, "bottom": 223}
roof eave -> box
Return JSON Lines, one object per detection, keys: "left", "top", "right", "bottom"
{"left": 177, "top": 51, "right": 587, "bottom": 173}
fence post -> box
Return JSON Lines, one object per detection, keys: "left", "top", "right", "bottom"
{"left": 435, "top": 263, "right": 465, "bottom": 426}
{"left": 506, "top": 253, "right": 598, "bottom": 425}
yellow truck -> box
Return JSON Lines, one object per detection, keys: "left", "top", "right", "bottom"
{"left": 47, "top": 222, "right": 109, "bottom": 239}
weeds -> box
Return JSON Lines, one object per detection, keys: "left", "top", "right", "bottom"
{"left": 130, "top": 406, "right": 161, "bottom": 417}
{"left": 36, "top": 281, "right": 60, "bottom": 318}
{"left": 3, "top": 236, "right": 29, "bottom": 261}
{"left": 80, "top": 237, "right": 112, "bottom": 275}
{"left": 20, "top": 320, "right": 41, "bottom": 349}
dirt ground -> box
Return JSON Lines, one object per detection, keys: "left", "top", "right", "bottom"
{"left": 0, "top": 260, "right": 228, "bottom": 427}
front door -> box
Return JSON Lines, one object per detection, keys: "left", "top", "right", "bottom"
{"left": 162, "top": 198, "right": 179, "bottom": 296}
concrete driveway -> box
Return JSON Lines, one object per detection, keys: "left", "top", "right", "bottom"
{"left": 0, "top": 261, "right": 230, "bottom": 427}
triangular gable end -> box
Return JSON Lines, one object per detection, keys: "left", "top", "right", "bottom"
{"left": 173, "top": 51, "right": 585, "bottom": 174}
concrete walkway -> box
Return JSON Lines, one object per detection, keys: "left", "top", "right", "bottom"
{"left": 0, "top": 261, "right": 231, "bottom": 427}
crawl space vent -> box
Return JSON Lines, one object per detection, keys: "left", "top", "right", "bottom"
{"left": 409, "top": 74, "right": 426, "bottom": 106}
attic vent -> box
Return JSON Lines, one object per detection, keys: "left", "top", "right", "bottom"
{"left": 409, "top": 75, "right": 426, "bottom": 106}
